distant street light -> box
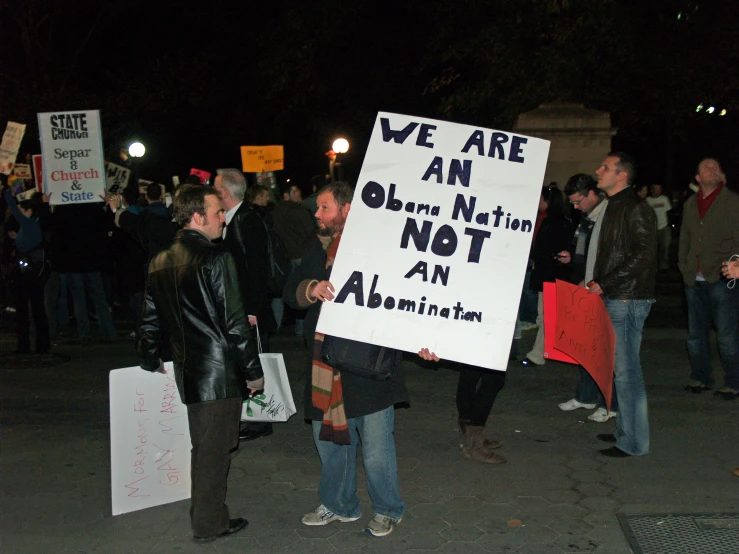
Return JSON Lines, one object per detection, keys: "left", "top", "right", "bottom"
{"left": 332, "top": 138, "right": 349, "bottom": 154}
{"left": 128, "top": 142, "right": 146, "bottom": 158}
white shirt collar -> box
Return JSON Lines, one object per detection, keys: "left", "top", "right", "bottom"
{"left": 222, "top": 201, "right": 243, "bottom": 238}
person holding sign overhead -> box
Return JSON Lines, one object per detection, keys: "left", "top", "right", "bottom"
{"left": 590, "top": 152, "right": 657, "bottom": 458}
{"left": 137, "top": 185, "right": 264, "bottom": 542}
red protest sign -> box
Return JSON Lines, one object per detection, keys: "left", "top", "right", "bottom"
{"left": 189, "top": 168, "right": 211, "bottom": 185}
{"left": 553, "top": 279, "right": 615, "bottom": 411}
{"left": 543, "top": 282, "right": 578, "bottom": 364}
{"left": 33, "top": 154, "right": 44, "bottom": 192}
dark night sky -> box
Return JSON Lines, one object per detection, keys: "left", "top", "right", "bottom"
{"left": 2, "top": 0, "right": 737, "bottom": 191}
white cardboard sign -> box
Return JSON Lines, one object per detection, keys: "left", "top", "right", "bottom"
{"left": 0, "top": 121, "right": 26, "bottom": 175}
{"left": 316, "top": 112, "right": 550, "bottom": 370}
{"left": 105, "top": 161, "right": 131, "bottom": 195}
{"left": 37, "top": 110, "right": 106, "bottom": 205}
{"left": 109, "top": 363, "right": 191, "bottom": 516}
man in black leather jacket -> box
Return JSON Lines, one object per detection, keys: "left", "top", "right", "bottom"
{"left": 137, "top": 185, "right": 263, "bottom": 542}
{"left": 590, "top": 152, "right": 657, "bottom": 458}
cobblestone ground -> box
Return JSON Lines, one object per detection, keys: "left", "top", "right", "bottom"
{"left": 1, "top": 277, "right": 737, "bottom": 553}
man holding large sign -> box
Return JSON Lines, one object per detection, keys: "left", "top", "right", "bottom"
{"left": 137, "top": 185, "right": 264, "bottom": 542}
{"left": 37, "top": 110, "right": 106, "bottom": 205}
{"left": 316, "top": 112, "right": 549, "bottom": 370}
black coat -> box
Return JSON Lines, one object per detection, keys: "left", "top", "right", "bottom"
{"left": 284, "top": 238, "right": 409, "bottom": 421}
{"left": 529, "top": 213, "right": 573, "bottom": 292}
{"left": 137, "top": 229, "right": 262, "bottom": 404}
{"left": 271, "top": 200, "right": 316, "bottom": 260}
{"left": 594, "top": 187, "right": 657, "bottom": 299}
{"left": 222, "top": 202, "right": 276, "bottom": 332}
{"left": 49, "top": 203, "right": 113, "bottom": 274}
{"left": 117, "top": 202, "right": 178, "bottom": 264}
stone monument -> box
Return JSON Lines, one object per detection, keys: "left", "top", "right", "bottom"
{"left": 513, "top": 103, "right": 616, "bottom": 188}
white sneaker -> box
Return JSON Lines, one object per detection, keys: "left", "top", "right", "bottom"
{"left": 301, "top": 504, "right": 360, "bottom": 526}
{"left": 558, "top": 398, "right": 597, "bottom": 411}
{"left": 588, "top": 407, "right": 617, "bottom": 422}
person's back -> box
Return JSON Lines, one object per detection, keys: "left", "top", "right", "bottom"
{"left": 272, "top": 199, "right": 316, "bottom": 260}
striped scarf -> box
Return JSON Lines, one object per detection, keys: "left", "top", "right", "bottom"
{"left": 312, "top": 234, "right": 350, "bottom": 445}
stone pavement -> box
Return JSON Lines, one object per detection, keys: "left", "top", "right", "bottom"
{"left": 1, "top": 280, "right": 737, "bottom": 553}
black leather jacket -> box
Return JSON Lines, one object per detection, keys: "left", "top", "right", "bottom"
{"left": 593, "top": 187, "right": 657, "bottom": 299}
{"left": 137, "top": 229, "right": 262, "bottom": 404}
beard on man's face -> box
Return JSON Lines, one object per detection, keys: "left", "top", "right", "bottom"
{"left": 317, "top": 213, "right": 345, "bottom": 237}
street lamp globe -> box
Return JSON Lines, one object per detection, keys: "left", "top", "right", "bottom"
{"left": 128, "top": 142, "right": 146, "bottom": 158}
{"left": 332, "top": 138, "right": 349, "bottom": 154}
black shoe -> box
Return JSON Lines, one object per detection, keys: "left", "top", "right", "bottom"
{"left": 599, "top": 446, "right": 631, "bottom": 458}
{"left": 520, "top": 358, "right": 538, "bottom": 367}
{"left": 193, "top": 518, "right": 248, "bottom": 543}
{"left": 239, "top": 425, "right": 274, "bottom": 441}
{"left": 597, "top": 433, "right": 617, "bottom": 443}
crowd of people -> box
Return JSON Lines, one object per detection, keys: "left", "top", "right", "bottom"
{"left": 1, "top": 153, "right": 737, "bottom": 542}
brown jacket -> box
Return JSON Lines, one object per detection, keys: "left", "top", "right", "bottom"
{"left": 678, "top": 186, "right": 739, "bottom": 286}
{"left": 593, "top": 187, "right": 658, "bottom": 299}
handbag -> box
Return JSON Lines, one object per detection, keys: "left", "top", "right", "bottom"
{"left": 240, "top": 327, "right": 297, "bottom": 422}
{"left": 321, "top": 334, "right": 396, "bottom": 381}
{"left": 8, "top": 244, "right": 50, "bottom": 288}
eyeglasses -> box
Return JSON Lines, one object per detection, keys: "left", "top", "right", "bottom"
{"left": 570, "top": 197, "right": 585, "bottom": 205}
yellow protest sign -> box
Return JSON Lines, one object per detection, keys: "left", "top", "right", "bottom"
{"left": 240, "top": 145, "right": 284, "bottom": 173}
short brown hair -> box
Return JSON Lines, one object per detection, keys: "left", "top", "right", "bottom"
{"left": 173, "top": 185, "right": 218, "bottom": 227}
{"left": 248, "top": 184, "right": 270, "bottom": 204}
{"left": 317, "top": 181, "right": 354, "bottom": 207}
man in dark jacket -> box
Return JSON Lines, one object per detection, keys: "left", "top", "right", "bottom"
{"left": 272, "top": 182, "right": 316, "bottom": 336}
{"left": 113, "top": 184, "right": 178, "bottom": 264}
{"left": 214, "top": 168, "right": 276, "bottom": 442}
{"left": 284, "top": 182, "right": 408, "bottom": 538}
{"left": 590, "top": 152, "right": 657, "bottom": 458}
{"left": 137, "top": 185, "right": 263, "bottom": 542}
{"left": 555, "top": 174, "right": 618, "bottom": 423}
{"left": 678, "top": 158, "right": 739, "bottom": 400}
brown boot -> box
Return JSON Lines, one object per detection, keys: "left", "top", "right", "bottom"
{"left": 461, "top": 425, "right": 507, "bottom": 464}
{"left": 458, "top": 418, "right": 502, "bottom": 450}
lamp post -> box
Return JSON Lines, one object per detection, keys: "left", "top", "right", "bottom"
{"left": 127, "top": 142, "right": 145, "bottom": 193}
{"left": 128, "top": 142, "right": 145, "bottom": 158}
{"left": 330, "top": 138, "right": 349, "bottom": 181}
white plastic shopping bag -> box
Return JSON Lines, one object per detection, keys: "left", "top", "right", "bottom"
{"left": 241, "top": 328, "right": 296, "bottom": 422}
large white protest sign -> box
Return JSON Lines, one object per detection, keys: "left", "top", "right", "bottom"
{"left": 316, "top": 112, "right": 550, "bottom": 370}
{"left": 0, "top": 121, "right": 26, "bottom": 175}
{"left": 110, "top": 363, "right": 191, "bottom": 516}
{"left": 38, "top": 110, "right": 106, "bottom": 205}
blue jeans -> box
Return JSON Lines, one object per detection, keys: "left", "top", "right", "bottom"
{"left": 603, "top": 298, "right": 652, "bottom": 456}
{"left": 312, "top": 406, "right": 404, "bottom": 520}
{"left": 575, "top": 367, "right": 619, "bottom": 412}
{"left": 685, "top": 281, "right": 739, "bottom": 389}
{"left": 67, "top": 272, "right": 116, "bottom": 339}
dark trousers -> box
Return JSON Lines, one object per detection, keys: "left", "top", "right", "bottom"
{"left": 456, "top": 366, "right": 506, "bottom": 427}
{"left": 187, "top": 397, "right": 241, "bottom": 537}
{"left": 14, "top": 279, "right": 50, "bottom": 353}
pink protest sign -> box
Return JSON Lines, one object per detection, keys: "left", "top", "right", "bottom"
{"left": 189, "top": 168, "right": 211, "bottom": 185}
{"left": 554, "top": 279, "right": 615, "bottom": 411}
